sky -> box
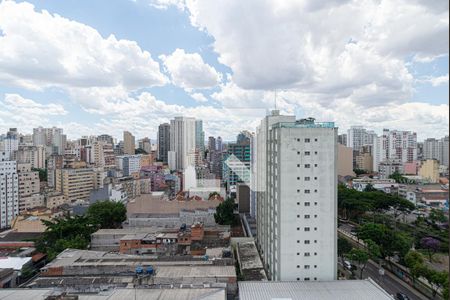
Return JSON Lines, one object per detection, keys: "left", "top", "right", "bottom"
{"left": 0, "top": 0, "right": 448, "bottom": 141}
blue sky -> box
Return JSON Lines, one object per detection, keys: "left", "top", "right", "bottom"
{"left": 0, "top": 0, "right": 448, "bottom": 141}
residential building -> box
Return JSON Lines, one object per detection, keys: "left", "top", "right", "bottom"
{"left": 0, "top": 128, "right": 19, "bottom": 160}
{"left": 138, "top": 137, "right": 152, "bottom": 153}
{"left": 55, "top": 168, "right": 95, "bottom": 202}
{"left": 32, "top": 127, "right": 66, "bottom": 155}
{"left": 123, "top": 131, "right": 135, "bottom": 155}
{"left": 0, "top": 160, "right": 19, "bottom": 228}
{"left": 195, "top": 120, "right": 205, "bottom": 154}
{"left": 378, "top": 160, "right": 404, "bottom": 179}
{"left": 256, "top": 113, "right": 337, "bottom": 281}
{"left": 116, "top": 155, "right": 142, "bottom": 177}
{"left": 347, "top": 126, "right": 375, "bottom": 152}
{"left": 337, "top": 134, "right": 347, "bottom": 146}
{"left": 216, "top": 136, "right": 223, "bottom": 151}
{"left": 16, "top": 163, "right": 41, "bottom": 212}
{"left": 46, "top": 154, "right": 64, "bottom": 188}
{"left": 373, "top": 129, "right": 417, "bottom": 171}
{"left": 423, "top": 138, "right": 440, "bottom": 161}
{"left": 157, "top": 123, "right": 170, "bottom": 163}
{"left": 418, "top": 159, "right": 440, "bottom": 183}
{"left": 169, "top": 117, "right": 196, "bottom": 170}
{"left": 355, "top": 152, "right": 373, "bottom": 172}
{"left": 352, "top": 178, "right": 398, "bottom": 194}
{"left": 439, "top": 136, "right": 449, "bottom": 167}
{"left": 337, "top": 144, "right": 354, "bottom": 177}
{"left": 15, "top": 145, "right": 46, "bottom": 169}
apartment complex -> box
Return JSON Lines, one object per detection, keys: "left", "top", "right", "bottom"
{"left": 157, "top": 123, "right": 170, "bottom": 163}
{"left": 123, "top": 131, "right": 135, "bottom": 155}
{"left": 55, "top": 168, "right": 95, "bottom": 202}
{"left": 256, "top": 112, "right": 337, "bottom": 281}
{"left": 17, "top": 163, "right": 42, "bottom": 212}
{"left": 0, "top": 160, "right": 19, "bottom": 228}
{"left": 32, "top": 126, "right": 66, "bottom": 155}
{"left": 169, "top": 117, "right": 196, "bottom": 171}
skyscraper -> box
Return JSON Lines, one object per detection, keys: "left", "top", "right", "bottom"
{"left": 195, "top": 120, "right": 205, "bottom": 154}
{"left": 256, "top": 112, "right": 337, "bottom": 281}
{"left": 157, "top": 123, "right": 170, "bottom": 163}
{"left": 169, "top": 117, "right": 196, "bottom": 171}
{"left": 33, "top": 126, "right": 66, "bottom": 155}
{"left": 439, "top": 136, "right": 449, "bottom": 167}
{"left": 223, "top": 132, "right": 252, "bottom": 189}
{"left": 216, "top": 136, "right": 223, "bottom": 151}
{"left": 123, "top": 131, "right": 135, "bottom": 155}
{"left": 373, "top": 129, "right": 417, "bottom": 171}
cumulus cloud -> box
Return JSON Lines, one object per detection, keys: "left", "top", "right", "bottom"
{"left": 419, "top": 74, "right": 449, "bottom": 86}
{"left": 160, "top": 48, "right": 222, "bottom": 90}
{"left": 0, "top": 94, "right": 67, "bottom": 133}
{"left": 190, "top": 92, "right": 208, "bottom": 102}
{"left": 0, "top": 0, "right": 168, "bottom": 92}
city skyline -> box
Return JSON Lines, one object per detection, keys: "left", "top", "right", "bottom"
{"left": 0, "top": 0, "right": 448, "bottom": 141}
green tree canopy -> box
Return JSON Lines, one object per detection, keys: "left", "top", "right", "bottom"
{"left": 86, "top": 200, "right": 127, "bottom": 229}
{"left": 338, "top": 237, "right": 352, "bottom": 262}
{"left": 214, "top": 198, "right": 235, "bottom": 225}
{"left": 32, "top": 168, "right": 47, "bottom": 182}
{"left": 347, "top": 248, "right": 369, "bottom": 279}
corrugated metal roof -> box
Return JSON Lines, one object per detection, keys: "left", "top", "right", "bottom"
{"left": 239, "top": 280, "right": 394, "bottom": 300}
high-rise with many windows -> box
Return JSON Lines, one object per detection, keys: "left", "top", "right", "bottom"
{"left": 256, "top": 112, "right": 337, "bottom": 281}
{"left": 169, "top": 117, "right": 196, "bottom": 171}
{"left": 123, "top": 131, "right": 135, "bottom": 155}
{"left": 0, "top": 158, "right": 19, "bottom": 229}
{"left": 157, "top": 123, "right": 170, "bottom": 164}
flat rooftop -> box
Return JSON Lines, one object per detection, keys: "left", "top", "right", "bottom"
{"left": 0, "top": 288, "right": 226, "bottom": 300}
{"left": 127, "top": 194, "right": 222, "bottom": 215}
{"left": 239, "top": 280, "right": 393, "bottom": 300}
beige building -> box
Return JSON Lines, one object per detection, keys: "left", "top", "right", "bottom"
{"left": 338, "top": 144, "right": 355, "bottom": 177}
{"left": 15, "top": 145, "right": 46, "bottom": 169}
{"left": 45, "top": 192, "right": 66, "bottom": 209}
{"left": 55, "top": 168, "right": 95, "bottom": 202}
{"left": 123, "top": 131, "right": 135, "bottom": 155}
{"left": 17, "top": 163, "right": 42, "bottom": 212}
{"left": 356, "top": 152, "right": 373, "bottom": 172}
{"left": 140, "top": 154, "right": 154, "bottom": 167}
{"left": 418, "top": 159, "right": 440, "bottom": 183}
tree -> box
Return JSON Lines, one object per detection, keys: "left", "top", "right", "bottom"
{"left": 347, "top": 248, "right": 369, "bottom": 279}
{"left": 135, "top": 148, "right": 148, "bottom": 154}
{"left": 429, "top": 209, "right": 448, "bottom": 224}
{"left": 404, "top": 250, "right": 425, "bottom": 285}
{"left": 363, "top": 184, "right": 377, "bottom": 192}
{"left": 365, "top": 239, "right": 381, "bottom": 259}
{"left": 208, "top": 192, "right": 220, "bottom": 200}
{"left": 391, "top": 196, "right": 415, "bottom": 223}
{"left": 36, "top": 215, "right": 96, "bottom": 260}
{"left": 420, "top": 237, "right": 440, "bottom": 262}
{"left": 338, "top": 237, "right": 352, "bottom": 263}
{"left": 214, "top": 198, "right": 235, "bottom": 225}
{"left": 426, "top": 270, "right": 448, "bottom": 298}
{"left": 389, "top": 171, "right": 408, "bottom": 183}
{"left": 32, "top": 168, "right": 47, "bottom": 182}
{"left": 86, "top": 200, "right": 127, "bottom": 229}
{"left": 353, "top": 169, "right": 367, "bottom": 176}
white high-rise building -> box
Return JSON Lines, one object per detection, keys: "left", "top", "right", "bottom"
{"left": 256, "top": 112, "right": 337, "bottom": 281}
{"left": 33, "top": 126, "right": 66, "bottom": 155}
{"left": 347, "top": 126, "right": 377, "bottom": 153}
{"left": 439, "top": 136, "right": 449, "bottom": 168}
{"left": 169, "top": 117, "right": 196, "bottom": 171}
{"left": 373, "top": 129, "right": 417, "bottom": 171}
{"left": 423, "top": 138, "right": 440, "bottom": 161}
{"left": 0, "top": 160, "right": 19, "bottom": 229}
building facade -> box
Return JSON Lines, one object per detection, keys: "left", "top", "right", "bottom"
{"left": 123, "top": 131, "right": 135, "bottom": 155}
{"left": 256, "top": 112, "right": 337, "bottom": 281}
{"left": 157, "top": 123, "right": 171, "bottom": 164}
{"left": 169, "top": 117, "right": 196, "bottom": 171}
{"left": 0, "top": 160, "right": 19, "bottom": 228}
{"left": 55, "top": 168, "right": 95, "bottom": 202}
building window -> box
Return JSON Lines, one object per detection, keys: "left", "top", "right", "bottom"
{"left": 304, "top": 227, "right": 310, "bottom": 231}
{"left": 305, "top": 177, "right": 310, "bottom": 181}
{"left": 297, "top": 227, "right": 300, "bottom": 231}
{"left": 314, "top": 189, "right": 318, "bottom": 193}
{"left": 314, "top": 177, "right": 317, "bottom": 180}
{"left": 305, "top": 164, "right": 311, "bottom": 168}
{"left": 297, "top": 278, "right": 300, "bottom": 281}
{"left": 314, "top": 215, "right": 317, "bottom": 218}
{"left": 314, "top": 265, "right": 317, "bottom": 268}
{"left": 305, "top": 202, "right": 310, "bottom": 206}
{"left": 305, "top": 278, "right": 310, "bottom": 281}
{"left": 297, "top": 265, "right": 300, "bottom": 268}
{"left": 314, "top": 240, "right": 317, "bottom": 243}
{"left": 305, "top": 151, "right": 310, "bottom": 155}
{"left": 297, "top": 139, "right": 300, "bottom": 142}
{"left": 314, "top": 277, "right": 317, "bottom": 280}
{"left": 297, "top": 215, "right": 300, "bottom": 218}
{"left": 297, "top": 164, "right": 300, "bottom": 167}
{"left": 297, "top": 253, "right": 300, "bottom": 256}
{"left": 304, "top": 265, "right": 310, "bottom": 269}
{"left": 314, "top": 227, "right": 317, "bottom": 231}
{"left": 297, "top": 240, "right": 300, "bottom": 243}
{"left": 297, "top": 177, "right": 300, "bottom": 180}
{"left": 314, "top": 202, "right": 318, "bottom": 205}
{"left": 305, "top": 190, "right": 310, "bottom": 194}
{"left": 314, "top": 151, "right": 318, "bottom": 155}
{"left": 305, "top": 240, "right": 310, "bottom": 244}
{"left": 314, "top": 164, "right": 318, "bottom": 167}
{"left": 314, "top": 252, "right": 317, "bottom": 256}
{"left": 297, "top": 151, "right": 300, "bottom": 155}
{"left": 305, "top": 215, "right": 310, "bottom": 219}
{"left": 304, "top": 252, "right": 310, "bottom": 256}
{"left": 305, "top": 138, "right": 310, "bottom": 143}
{"left": 297, "top": 189, "right": 300, "bottom": 193}
{"left": 314, "top": 138, "right": 318, "bottom": 142}
{"left": 297, "top": 202, "right": 300, "bottom": 205}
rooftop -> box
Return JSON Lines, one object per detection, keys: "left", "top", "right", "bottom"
{"left": 0, "top": 288, "right": 226, "bottom": 300}
{"left": 127, "top": 193, "right": 222, "bottom": 215}
{"left": 239, "top": 280, "right": 393, "bottom": 300}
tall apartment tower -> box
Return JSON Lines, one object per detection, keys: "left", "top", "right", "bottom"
{"left": 33, "top": 126, "right": 66, "bottom": 155}
{"left": 256, "top": 112, "right": 337, "bottom": 281}
{"left": 169, "top": 117, "right": 196, "bottom": 171}
{"left": 439, "top": 136, "right": 449, "bottom": 167}
{"left": 123, "top": 131, "right": 135, "bottom": 155}
{"left": 0, "top": 159, "right": 19, "bottom": 229}
{"left": 195, "top": 120, "right": 205, "bottom": 154}
{"left": 157, "top": 123, "right": 171, "bottom": 163}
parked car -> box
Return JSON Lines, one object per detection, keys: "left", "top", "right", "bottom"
{"left": 344, "top": 261, "right": 352, "bottom": 270}
{"left": 396, "top": 292, "right": 410, "bottom": 300}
